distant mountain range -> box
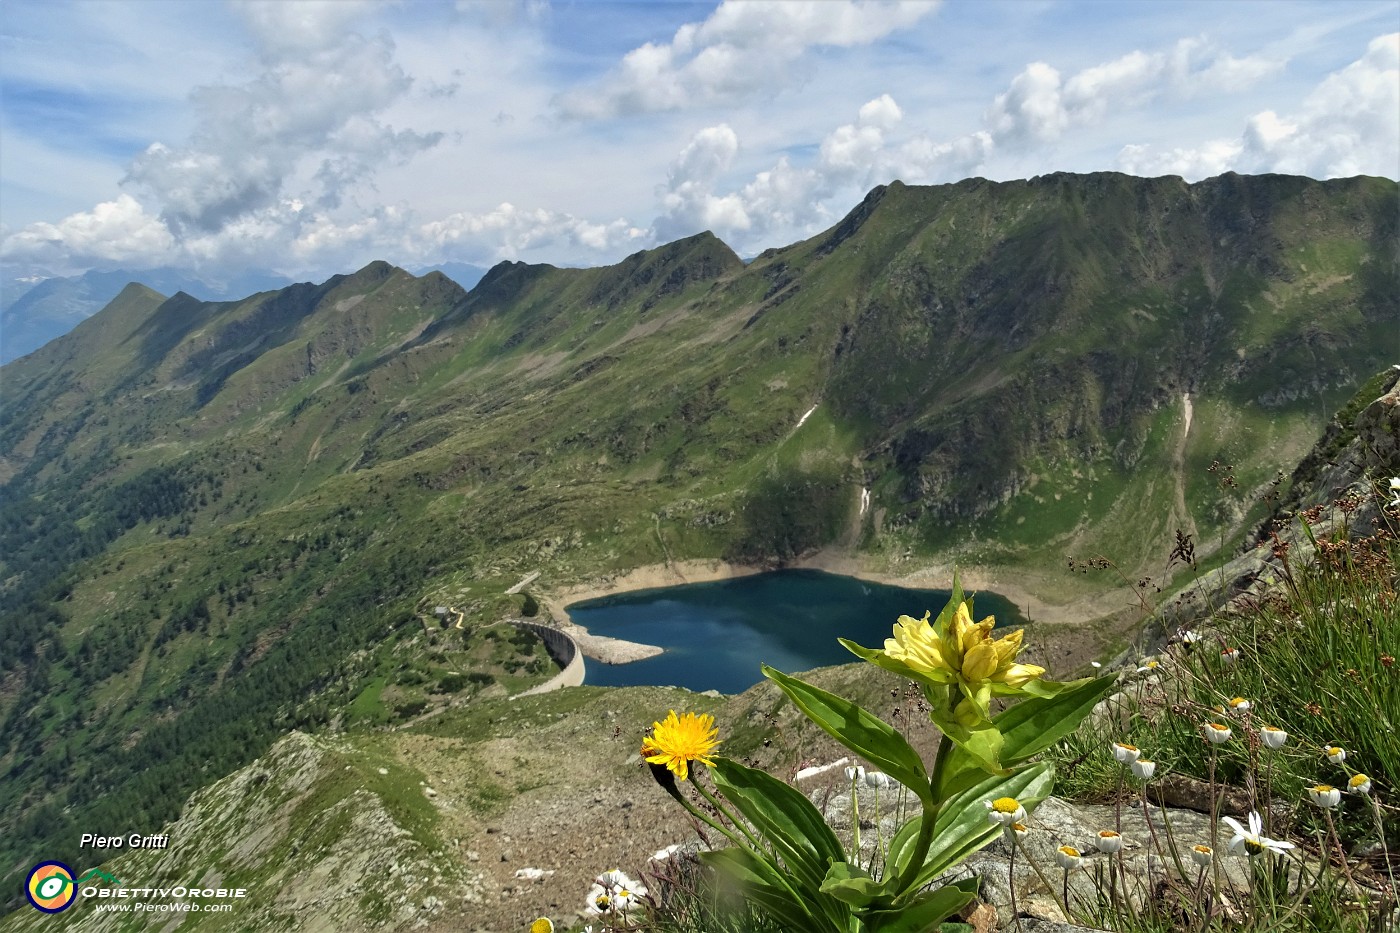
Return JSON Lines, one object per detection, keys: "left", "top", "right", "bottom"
{"left": 0, "top": 263, "right": 489, "bottom": 364}
{"left": 0, "top": 171, "right": 1395, "bottom": 913}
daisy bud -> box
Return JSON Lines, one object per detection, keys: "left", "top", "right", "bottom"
{"left": 1131, "top": 758, "right": 1156, "bottom": 781}
{"left": 1203, "top": 722, "right": 1232, "bottom": 744}
{"left": 1112, "top": 742, "right": 1140, "bottom": 764}
{"left": 1055, "top": 845, "right": 1084, "bottom": 870}
{"left": 1349, "top": 774, "right": 1372, "bottom": 795}
{"left": 1096, "top": 830, "right": 1124, "bottom": 853}
{"left": 1220, "top": 647, "right": 1240, "bottom": 665}
{"left": 1227, "top": 697, "right": 1251, "bottom": 712}
{"left": 1260, "top": 726, "right": 1288, "bottom": 749}
{"left": 1190, "top": 844, "right": 1214, "bottom": 867}
{"left": 1325, "top": 745, "right": 1346, "bottom": 764}
{"left": 1307, "top": 784, "right": 1342, "bottom": 808}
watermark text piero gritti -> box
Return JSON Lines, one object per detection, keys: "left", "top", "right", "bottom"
{"left": 80, "top": 832, "right": 170, "bottom": 849}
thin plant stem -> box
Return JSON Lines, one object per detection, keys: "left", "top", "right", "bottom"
{"left": 1370, "top": 796, "right": 1397, "bottom": 931}
{"left": 691, "top": 775, "right": 762, "bottom": 852}
{"left": 1208, "top": 745, "right": 1224, "bottom": 897}
{"left": 1014, "top": 834, "right": 1066, "bottom": 922}
{"left": 1157, "top": 798, "right": 1191, "bottom": 884}
{"left": 849, "top": 769, "right": 861, "bottom": 863}
{"left": 1008, "top": 832, "right": 1023, "bottom": 933}
{"left": 1321, "top": 808, "right": 1361, "bottom": 900}
{"left": 1194, "top": 865, "right": 1210, "bottom": 933}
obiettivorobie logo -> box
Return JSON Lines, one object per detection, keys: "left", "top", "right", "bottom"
{"left": 25, "top": 859, "right": 248, "bottom": 915}
{"left": 25, "top": 863, "right": 122, "bottom": 913}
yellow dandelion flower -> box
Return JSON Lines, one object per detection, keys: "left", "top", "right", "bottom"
{"left": 640, "top": 710, "right": 719, "bottom": 782}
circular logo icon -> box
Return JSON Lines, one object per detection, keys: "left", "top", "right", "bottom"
{"left": 26, "top": 861, "right": 77, "bottom": 913}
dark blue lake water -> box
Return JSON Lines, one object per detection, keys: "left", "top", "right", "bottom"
{"left": 566, "top": 569, "right": 1025, "bottom": 694}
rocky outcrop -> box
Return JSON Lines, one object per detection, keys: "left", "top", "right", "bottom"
{"left": 1154, "top": 365, "right": 1400, "bottom": 629}
{"left": 2, "top": 732, "right": 486, "bottom": 932}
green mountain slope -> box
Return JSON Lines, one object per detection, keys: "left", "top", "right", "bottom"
{"left": 0, "top": 172, "right": 1395, "bottom": 909}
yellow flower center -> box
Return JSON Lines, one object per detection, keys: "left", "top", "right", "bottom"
{"left": 1058, "top": 845, "right": 1080, "bottom": 857}
{"left": 991, "top": 796, "right": 1022, "bottom": 814}
{"left": 1313, "top": 784, "right": 1334, "bottom": 793}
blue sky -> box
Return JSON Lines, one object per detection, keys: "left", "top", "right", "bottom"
{"left": 1, "top": 0, "right": 1396, "bottom": 285}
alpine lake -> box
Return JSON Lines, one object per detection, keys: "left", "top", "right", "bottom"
{"left": 565, "top": 569, "right": 1027, "bottom": 694}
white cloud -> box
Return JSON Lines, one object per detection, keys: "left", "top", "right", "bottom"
{"left": 987, "top": 38, "right": 1282, "bottom": 147}
{"left": 416, "top": 203, "right": 647, "bottom": 261}
{"left": 124, "top": 15, "right": 440, "bottom": 234}
{"left": 650, "top": 94, "right": 994, "bottom": 248}
{"left": 655, "top": 125, "right": 751, "bottom": 241}
{"left": 555, "top": 1, "right": 937, "bottom": 119}
{"left": 1117, "top": 32, "right": 1400, "bottom": 180}
{"left": 0, "top": 194, "right": 175, "bottom": 268}
{"left": 233, "top": 0, "right": 380, "bottom": 55}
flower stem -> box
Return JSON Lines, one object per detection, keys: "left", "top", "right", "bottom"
{"left": 849, "top": 769, "right": 862, "bottom": 863}
{"left": 1015, "top": 834, "right": 1065, "bottom": 922}
{"left": 1370, "top": 796, "right": 1397, "bottom": 927}
{"left": 1008, "top": 832, "right": 1023, "bottom": 933}
{"left": 1321, "top": 808, "right": 1360, "bottom": 899}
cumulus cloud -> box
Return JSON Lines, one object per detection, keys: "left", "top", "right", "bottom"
{"left": 651, "top": 94, "right": 993, "bottom": 247}
{"left": 125, "top": 25, "right": 439, "bottom": 234}
{"left": 654, "top": 125, "right": 752, "bottom": 241}
{"left": 233, "top": 0, "right": 380, "bottom": 55}
{"left": 987, "top": 38, "right": 1282, "bottom": 147}
{"left": 0, "top": 194, "right": 176, "bottom": 268}
{"left": 1117, "top": 33, "right": 1400, "bottom": 179}
{"left": 555, "top": 1, "right": 936, "bottom": 119}
{"left": 2, "top": 2, "right": 446, "bottom": 277}
{"left": 416, "top": 203, "right": 648, "bottom": 260}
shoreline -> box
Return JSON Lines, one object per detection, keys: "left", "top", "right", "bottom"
{"left": 536, "top": 551, "right": 1137, "bottom": 677}
{"left": 543, "top": 551, "right": 1121, "bottom": 630}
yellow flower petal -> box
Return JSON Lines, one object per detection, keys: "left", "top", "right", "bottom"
{"left": 962, "top": 642, "right": 1000, "bottom": 682}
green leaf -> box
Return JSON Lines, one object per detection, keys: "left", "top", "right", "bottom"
{"left": 819, "top": 862, "right": 888, "bottom": 908}
{"left": 997, "top": 675, "right": 1117, "bottom": 765}
{"left": 762, "top": 665, "right": 931, "bottom": 804}
{"left": 699, "top": 847, "right": 817, "bottom": 927}
{"left": 931, "top": 675, "right": 1114, "bottom": 799}
{"left": 896, "top": 762, "right": 1055, "bottom": 903}
{"left": 867, "top": 883, "right": 976, "bottom": 932}
{"left": 710, "top": 756, "right": 844, "bottom": 894}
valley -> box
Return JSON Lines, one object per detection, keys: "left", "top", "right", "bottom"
{"left": 1, "top": 171, "right": 1396, "bottom": 927}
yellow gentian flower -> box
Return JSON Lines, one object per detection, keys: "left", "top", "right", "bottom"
{"left": 878, "top": 602, "right": 1045, "bottom": 726}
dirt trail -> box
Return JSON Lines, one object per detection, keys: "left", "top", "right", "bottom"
{"left": 1172, "top": 393, "right": 1197, "bottom": 539}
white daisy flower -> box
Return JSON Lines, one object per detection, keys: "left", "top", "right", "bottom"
{"left": 1223, "top": 811, "right": 1296, "bottom": 857}
{"left": 1307, "top": 784, "right": 1342, "bottom": 808}
{"left": 985, "top": 796, "right": 1026, "bottom": 825}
